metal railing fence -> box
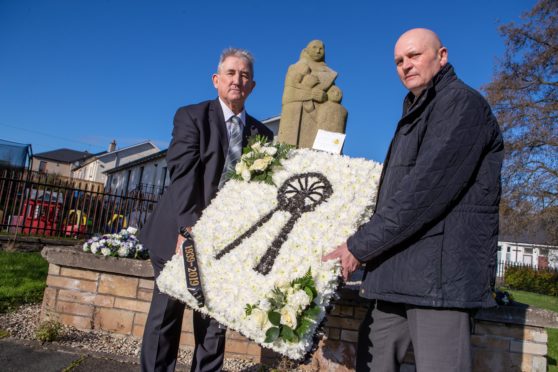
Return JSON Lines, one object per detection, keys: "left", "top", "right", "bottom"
{"left": 0, "top": 168, "right": 161, "bottom": 239}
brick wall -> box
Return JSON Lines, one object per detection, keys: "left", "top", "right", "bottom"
{"left": 41, "top": 246, "right": 555, "bottom": 371}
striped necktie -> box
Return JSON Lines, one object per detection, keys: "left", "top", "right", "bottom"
{"left": 219, "top": 115, "right": 243, "bottom": 188}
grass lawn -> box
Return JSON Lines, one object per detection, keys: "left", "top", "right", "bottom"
{"left": 504, "top": 288, "right": 558, "bottom": 371}
{"left": 549, "top": 328, "right": 558, "bottom": 372}
{"left": 0, "top": 251, "right": 49, "bottom": 313}
{"left": 506, "top": 289, "right": 558, "bottom": 313}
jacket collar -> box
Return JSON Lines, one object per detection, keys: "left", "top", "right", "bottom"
{"left": 402, "top": 63, "right": 456, "bottom": 116}
{"left": 209, "top": 98, "right": 229, "bottom": 155}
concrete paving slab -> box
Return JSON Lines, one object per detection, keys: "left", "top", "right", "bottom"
{"left": 0, "top": 339, "right": 80, "bottom": 372}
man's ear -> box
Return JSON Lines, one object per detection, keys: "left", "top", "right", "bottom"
{"left": 212, "top": 73, "right": 219, "bottom": 89}
{"left": 439, "top": 47, "right": 448, "bottom": 66}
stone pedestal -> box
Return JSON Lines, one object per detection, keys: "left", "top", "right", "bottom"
{"left": 41, "top": 245, "right": 556, "bottom": 371}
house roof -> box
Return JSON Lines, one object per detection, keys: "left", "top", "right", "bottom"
{"left": 33, "top": 148, "right": 95, "bottom": 164}
{"left": 262, "top": 115, "right": 280, "bottom": 123}
{"left": 72, "top": 141, "right": 159, "bottom": 171}
{"left": 499, "top": 228, "right": 553, "bottom": 246}
{"left": 104, "top": 149, "right": 168, "bottom": 174}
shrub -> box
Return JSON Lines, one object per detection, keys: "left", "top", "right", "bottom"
{"left": 35, "top": 320, "right": 62, "bottom": 342}
{"left": 504, "top": 265, "right": 558, "bottom": 296}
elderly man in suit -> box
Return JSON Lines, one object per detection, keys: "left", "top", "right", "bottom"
{"left": 140, "top": 48, "right": 273, "bottom": 372}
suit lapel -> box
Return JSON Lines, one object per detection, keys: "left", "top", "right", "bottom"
{"left": 243, "top": 115, "right": 257, "bottom": 147}
{"left": 210, "top": 98, "right": 229, "bottom": 155}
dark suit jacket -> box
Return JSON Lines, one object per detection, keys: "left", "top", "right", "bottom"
{"left": 139, "top": 99, "right": 273, "bottom": 262}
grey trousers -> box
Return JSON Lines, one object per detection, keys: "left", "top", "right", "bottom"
{"left": 356, "top": 300, "right": 472, "bottom": 372}
{"left": 140, "top": 250, "right": 226, "bottom": 372}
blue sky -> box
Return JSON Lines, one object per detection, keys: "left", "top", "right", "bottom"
{"left": 0, "top": 0, "right": 536, "bottom": 163}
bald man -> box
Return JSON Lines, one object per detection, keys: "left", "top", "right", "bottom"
{"left": 324, "top": 28, "right": 503, "bottom": 371}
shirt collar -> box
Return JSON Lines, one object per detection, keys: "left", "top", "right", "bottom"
{"left": 218, "top": 97, "right": 246, "bottom": 125}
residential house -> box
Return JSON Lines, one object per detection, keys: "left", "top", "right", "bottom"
{"left": 262, "top": 116, "right": 279, "bottom": 137}
{"left": 31, "top": 148, "right": 94, "bottom": 177}
{"left": 497, "top": 230, "right": 558, "bottom": 276}
{"left": 72, "top": 140, "right": 159, "bottom": 185}
{"left": 103, "top": 117, "right": 278, "bottom": 196}
{"left": 104, "top": 149, "right": 169, "bottom": 195}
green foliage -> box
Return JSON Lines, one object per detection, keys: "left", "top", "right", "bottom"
{"left": 548, "top": 328, "right": 558, "bottom": 372}
{"left": 280, "top": 325, "right": 298, "bottom": 343}
{"left": 0, "top": 252, "right": 48, "bottom": 313}
{"left": 35, "top": 320, "right": 62, "bottom": 342}
{"left": 246, "top": 267, "right": 321, "bottom": 344}
{"left": 505, "top": 289, "right": 558, "bottom": 313}
{"left": 229, "top": 135, "right": 293, "bottom": 185}
{"left": 291, "top": 268, "right": 317, "bottom": 301}
{"left": 0, "top": 329, "right": 9, "bottom": 339}
{"left": 268, "top": 311, "right": 281, "bottom": 326}
{"left": 245, "top": 303, "right": 256, "bottom": 316}
{"left": 268, "top": 288, "right": 286, "bottom": 309}
{"left": 264, "top": 327, "right": 280, "bottom": 343}
{"left": 504, "top": 266, "right": 558, "bottom": 296}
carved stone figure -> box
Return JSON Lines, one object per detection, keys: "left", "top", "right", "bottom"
{"left": 278, "top": 40, "right": 347, "bottom": 148}
{"left": 316, "top": 85, "right": 348, "bottom": 136}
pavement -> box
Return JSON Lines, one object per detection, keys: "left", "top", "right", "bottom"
{"left": 0, "top": 337, "right": 191, "bottom": 372}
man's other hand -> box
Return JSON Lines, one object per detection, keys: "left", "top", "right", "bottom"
{"left": 175, "top": 235, "right": 186, "bottom": 256}
{"left": 322, "top": 242, "right": 361, "bottom": 281}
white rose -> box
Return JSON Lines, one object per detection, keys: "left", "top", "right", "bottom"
{"left": 249, "top": 156, "right": 273, "bottom": 172}
{"left": 241, "top": 152, "right": 253, "bottom": 161}
{"left": 241, "top": 168, "right": 251, "bottom": 181}
{"left": 249, "top": 308, "right": 268, "bottom": 329}
{"left": 101, "top": 247, "right": 111, "bottom": 256}
{"left": 251, "top": 142, "right": 262, "bottom": 152}
{"left": 280, "top": 306, "right": 298, "bottom": 329}
{"left": 235, "top": 160, "right": 247, "bottom": 174}
{"left": 262, "top": 146, "right": 277, "bottom": 156}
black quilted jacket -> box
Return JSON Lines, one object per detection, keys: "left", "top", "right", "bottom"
{"left": 348, "top": 64, "right": 503, "bottom": 308}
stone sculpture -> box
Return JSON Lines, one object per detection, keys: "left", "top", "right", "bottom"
{"left": 278, "top": 40, "right": 347, "bottom": 148}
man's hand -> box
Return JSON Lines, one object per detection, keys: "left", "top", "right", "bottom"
{"left": 322, "top": 242, "right": 361, "bottom": 281}
{"left": 175, "top": 235, "right": 186, "bottom": 256}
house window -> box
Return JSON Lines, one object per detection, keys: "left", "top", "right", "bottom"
{"left": 39, "top": 161, "right": 47, "bottom": 173}
{"left": 125, "top": 170, "right": 131, "bottom": 193}
{"left": 524, "top": 247, "right": 533, "bottom": 254}
{"left": 540, "top": 248, "right": 549, "bottom": 256}
{"left": 138, "top": 166, "right": 145, "bottom": 188}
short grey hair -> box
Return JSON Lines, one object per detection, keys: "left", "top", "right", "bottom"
{"left": 217, "top": 48, "right": 255, "bottom": 78}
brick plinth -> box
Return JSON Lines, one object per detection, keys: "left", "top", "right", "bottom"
{"left": 41, "top": 246, "right": 553, "bottom": 371}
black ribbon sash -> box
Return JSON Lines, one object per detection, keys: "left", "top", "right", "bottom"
{"left": 181, "top": 233, "right": 205, "bottom": 307}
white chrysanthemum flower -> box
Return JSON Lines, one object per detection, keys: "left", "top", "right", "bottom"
{"left": 287, "top": 289, "right": 311, "bottom": 312}
{"left": 100, "top": 247, "right": 111, "bottom": 256}
{"left": 155, "top": 148, "right": 383, "bottom": 359}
